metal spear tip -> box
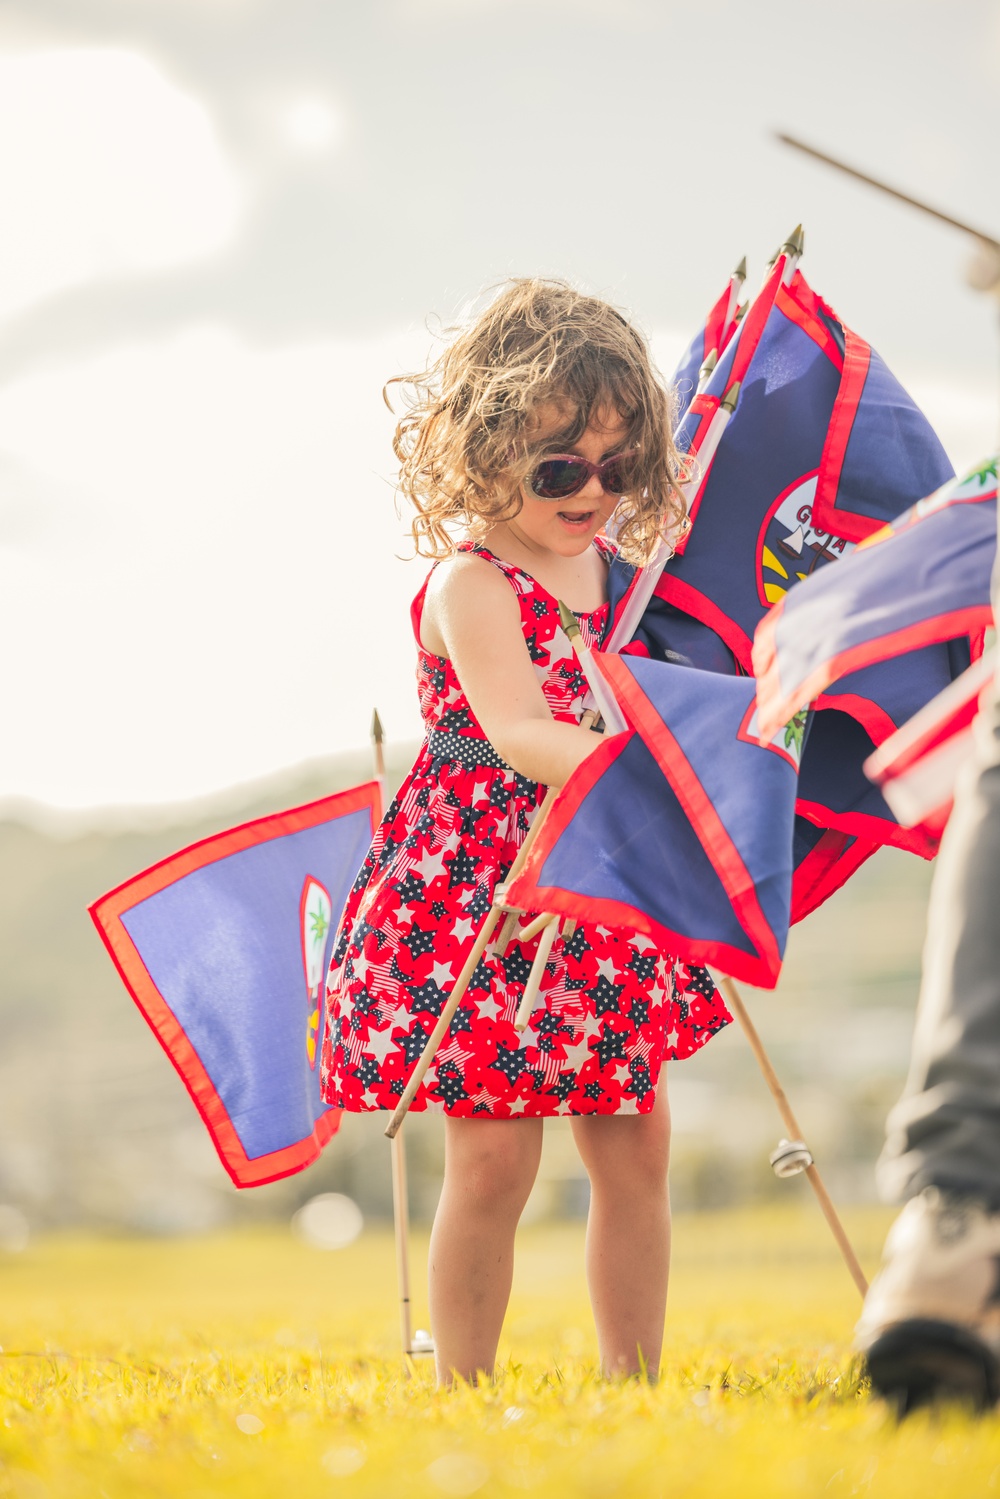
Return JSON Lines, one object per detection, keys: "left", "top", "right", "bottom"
{"left": 698, "top": 347, "right": 718, "bottom": 378}
{"left": 779, "top": 223, "right": 804, "bottom": 257}
{"left": 720, "top": 380, "right": 741, "bottom": 413}
{"left": 733, "top": 255, "right": 747, "bottom": 281}
{"left": 557, "top": 599, "right": 581, "bottom": 639}
{"left": 371, "top": 707, "right": 384, "bottom": 744}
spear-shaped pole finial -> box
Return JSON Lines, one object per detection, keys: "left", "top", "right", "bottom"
{"left": 370, "top": 707, "right": 386, "bottom": 787}
{"left": 557, "top": 599, "right": 581, "bottom": 640}
{"left": 780, "top": 223, "right": 804, "bottom": 258}
{"left": 720, "top": 379, "right": 742, "bottom": 414}
{"left": 558, "top": 601, "right": 628, "bottom": 733}
{"left": 697, "top": 346, "right": 718, "bottom": 392}
{"left": 722, "top": 258, "right": 748, "bottom": 347}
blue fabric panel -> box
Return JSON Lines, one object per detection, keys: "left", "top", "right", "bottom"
{"left": 633, "top": 599, "right": 739, "bottom": 673}
{"left": 669, "top": 308, "right": 842, "bottom": 649}
{"left": 534, "top": 728, "right": 759, "bottom": 959}
{"left": 773, "top": 496, "right": 996, "bottom": 690}
{"left": 121, "top": 809, "right": 372, "bottom": 1159}
{"left": 623, "top": 658, "right": 797, "bottom": 953}
{"left": 839, "top": 348, "right": 954, "bottom": 526}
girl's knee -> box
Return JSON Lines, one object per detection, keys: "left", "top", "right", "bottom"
{"left": 575, "top": 1111, "right": 671, "bottom": 1195}
{"left": 445, "top": 1120, "right": 541, "bottom": 1213}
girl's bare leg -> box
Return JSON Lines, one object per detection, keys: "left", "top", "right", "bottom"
{"left": 571, "top": 1081, "right": 671, "bottom": 1378}
{"left": 428, "top": 1115, "right": 543, "bottom": 1385}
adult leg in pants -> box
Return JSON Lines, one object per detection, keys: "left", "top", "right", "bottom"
{"left": 857, "top": 534, "right": 1000, "bottom": 1410}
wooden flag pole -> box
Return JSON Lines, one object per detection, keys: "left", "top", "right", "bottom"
{"left": 372, "top": 709, "right": 420, "bottom": 1357}
{"left": 385, "top": 707, "right": 601, "bottom": 1138}
{"left": 384, "top": 782, "right": 559, "bottom": 1140}
{"left": 717, "top": 975, "right": 869, "bottom": 1298}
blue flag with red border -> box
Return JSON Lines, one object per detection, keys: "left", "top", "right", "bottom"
{"left": 90, "top": 784, "right": 379, "bottom": 1187}
{"left": 607, "top": 262, "right": 969, "bottom": 886}
{"left": 506, "top": 653, "right": 800, "bottom": 989}
{"left": 754, "top": 458, "right": 997, "bottom": 739}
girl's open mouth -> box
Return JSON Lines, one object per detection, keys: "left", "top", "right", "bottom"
{"left": 557, "top": 509, "right": 595, "bottom": 527}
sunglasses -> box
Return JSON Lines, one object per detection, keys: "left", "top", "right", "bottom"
{"left": 527, "top": 449, "right": 638, "bottom": 502}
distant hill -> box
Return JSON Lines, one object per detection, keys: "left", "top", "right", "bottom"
{"left": 0, "top": 744, "right": 422, "bottom": 1234}
{"left": 0, "top": 744, "right": 935, "bottom": 1234}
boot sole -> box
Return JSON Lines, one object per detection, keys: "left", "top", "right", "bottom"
{"left": 864, "top": 1318, "right": 1000, "bottom": 1414}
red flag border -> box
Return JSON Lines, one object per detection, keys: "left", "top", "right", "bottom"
{"left": 507, "top": 658, "right": 787, "bottom": 988}
{"left": 89, "top": 781, "right": 381, "bottom": 1188}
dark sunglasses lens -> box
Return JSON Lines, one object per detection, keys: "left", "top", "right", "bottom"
{"left": 530, "top": 458, "right": 589, "bottom": 500}
{"left": 601, "top": 457, "right": 634, "bottom": 495}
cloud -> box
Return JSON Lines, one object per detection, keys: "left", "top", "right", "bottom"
{"left": 0, "top": 47, "right": 246, "bottom": 322}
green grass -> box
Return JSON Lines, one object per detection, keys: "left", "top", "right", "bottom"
{"left": 2, "top": 1206, "right": 1000, "bottom": 1497}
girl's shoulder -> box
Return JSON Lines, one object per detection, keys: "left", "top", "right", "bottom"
{"left": 416, "top": 545, "right": 524, "bottom": 655}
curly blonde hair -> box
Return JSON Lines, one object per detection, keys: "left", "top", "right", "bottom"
{"left": 388, "top": 278, "right": 690, "bottom": 566}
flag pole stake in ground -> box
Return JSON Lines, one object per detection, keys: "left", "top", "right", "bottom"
{"left": 717, "top": 974, "right": 869, "bottom": 1298}
{"left": 372, "top": 708, "right": 433, "bottom": 1361}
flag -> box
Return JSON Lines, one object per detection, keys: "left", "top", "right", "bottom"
{"left": 653, "top": 266, "right": 955, "bottom": 663}
{"left": 753, "top": 458, "right": 998, "bottom": 740}
{"left": 90, "top": 783, "right": 380, "bottom": 1187}
{"left": 670, "top": 274, "right": 739, "bottom": 426}
{"left": 505, "top": 653, "right": 799, "bottom": 989}
{"left": 864, "top": 651, "right": 997, "bottom": 846}
{"left": 605, "top": 263, "right": 972, "bottom": 880}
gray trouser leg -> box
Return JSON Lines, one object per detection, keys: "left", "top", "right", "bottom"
{"left": 878, "top": 661, "right": 1000, "bottom": 1206}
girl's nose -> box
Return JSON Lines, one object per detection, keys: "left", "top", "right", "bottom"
{"left": 577, "top": 472, "right": 608, "bottom": 503}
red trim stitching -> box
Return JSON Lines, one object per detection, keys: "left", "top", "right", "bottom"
{"left": 761, "top": 607, "right": 993, "bottom": 731}
{"left": 601, "top": 656, "right": 783, "bottom": 982}
{"left": 89, "top": 782, "right": 380, "bottom": 1187}
{"left": 812, "top": 327, "right": 879, "bottom": 541}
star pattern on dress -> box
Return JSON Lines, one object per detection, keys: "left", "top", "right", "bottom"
{"left": 402, "top": 925, "right": 436, "bottom": 960}
{"left": 491, "top": 1040, "right": 529, "bottom": 1084}
{"left": 466, "top": 956, "right": 494, "bottom": 994}
{"left": 365, "top": 1024, "right": 400, "bottom": 1065}
{"left": 319, "top": 538, "right": 732, "bottom": 1119}
{"left": 447, "top": 846, "right": 480, "bottom": 889}
{"left": 465, "top": 885, "right": 493, "bottom": 922}
{"left": 594, "top": 1021, "right": 629, "bottom": 1070}
{"left": 563, "top": 927, "right": 592, "bottom": 963}
{"left": 629, "top": 997, "right": 650, "bottom": 1028}
{"left": 401, "top": 1023, "right": 430, "bottom": 1064}
{"left": 354, "top": 1055, "right": 382, "bottom": 1090}
{"left": 434, "top": 1062, "right": 469, "bottom": 1108}
{"left": 546, "top": 1071, "right": 576, "bottom": 1102}
{"left": 502, "top": 948, "right": 534, "bottom": 987}
{"left": 395, "top": 871, "right": 427, "bottom": 908}
{"left": 408, "top": 977, "right": 449, "bottom": 1016}
{"left": 588, "top": 975, "right": 625, "bottom": 1017}
{"left": 627, "top": 950, "right": 657, "bottom": 983}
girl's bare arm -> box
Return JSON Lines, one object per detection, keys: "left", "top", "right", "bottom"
{"left": 421, "top": 554, "right": 604, "bottom": 789}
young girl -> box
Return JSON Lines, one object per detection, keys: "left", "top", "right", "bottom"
{"left": 320, "top": 279, "right": 730, "bottom": 1384}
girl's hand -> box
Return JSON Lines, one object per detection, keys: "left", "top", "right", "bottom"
{"left": 421, "top": 554, "right": 605, "bottom": 789}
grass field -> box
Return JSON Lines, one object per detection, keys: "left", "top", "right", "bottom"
{"left": 2, "top": 1205, "right": 999, "bottom": 1498}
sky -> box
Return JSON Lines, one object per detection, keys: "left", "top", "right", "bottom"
{"left": 1, "top": 0, "right": 998, "bottom": 813}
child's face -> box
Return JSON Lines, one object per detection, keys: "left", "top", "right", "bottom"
{"left": 513, "top": 402, "right": 630, "bottom": 557}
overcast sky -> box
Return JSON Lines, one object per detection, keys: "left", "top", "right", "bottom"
{"left": 2, "top": 0, "right": 998, "bottom": 813}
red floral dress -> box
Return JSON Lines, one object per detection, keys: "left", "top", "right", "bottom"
{"left": 319, "top": 542, "right": 731, "bottom": 1118}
